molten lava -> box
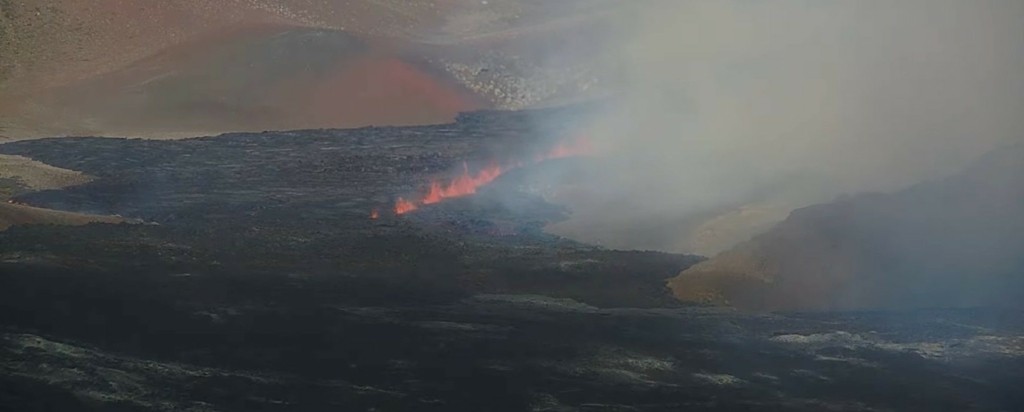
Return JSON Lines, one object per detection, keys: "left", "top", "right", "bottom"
{"left": 370, "top": 208, "right": 380, "bottom": 220}
{"left": 422, "top": 162, "right": 504, "bottom": 205}
{"left": 388, "top": 136, "right": 593, "bottom": 216}
{"left": 394, "top": 197, "right": 418, "bottom": 214}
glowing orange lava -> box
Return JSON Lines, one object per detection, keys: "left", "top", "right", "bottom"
{"left": 370, "top": 208, "right": 380, "bottom": 219}
{"left": 394, "top": 197, "right": 418, "bottom": 214}
{"left": 422, "top": 162, "right": 504, "bottom": 205}
{"left": 388, "top": 136, "right": 593, "bottom": 216}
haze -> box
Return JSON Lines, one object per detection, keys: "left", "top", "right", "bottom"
{"left": 545, "top": 0, "right": 1024, "bottom": 255}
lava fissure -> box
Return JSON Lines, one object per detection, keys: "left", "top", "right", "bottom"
{"left": 386, "top": 136, "right": 592, "bottom": 216}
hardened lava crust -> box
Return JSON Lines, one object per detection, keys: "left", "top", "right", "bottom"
{"left": 0, "top": 110, "right": 1021, "bottom": 411}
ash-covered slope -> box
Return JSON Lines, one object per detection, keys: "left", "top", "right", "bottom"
{"left": 670, "top": 144, "right": 1024, "bottom": 311}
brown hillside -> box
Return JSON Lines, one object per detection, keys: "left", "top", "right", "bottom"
{"left": 0, "top": 0, "right": 615, "bottom": 139}
{"left": 0, "top": 201, "right": 126, "bottom": 231}
{"left": 669, "top": 145, "right": 1024, "bottom": 311}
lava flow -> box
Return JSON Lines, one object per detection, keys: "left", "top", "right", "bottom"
{"left": 394, "top": 197, "right": 418, "bottom": 214}
{"left": 422, "top": 162, "right": 504, "bottom": 205}
{"left": 388, "top": 136, "right": 592, "bottom": 216}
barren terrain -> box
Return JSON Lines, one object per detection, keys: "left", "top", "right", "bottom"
{"left": 0, "top": 110, "right": 1021, "bottom": 411}
{"left": 2, "top": 3, "right": 1022, "bottom": 409}
{"left": 0, "top": 0, "right": 614, "bottom": 140}
{"left": 669, "top": 144, "right": 1024, "bottom": 311}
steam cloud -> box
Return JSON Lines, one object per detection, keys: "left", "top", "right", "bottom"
{"left": 543, "top": 0, "right": 1024, "bottom": 255}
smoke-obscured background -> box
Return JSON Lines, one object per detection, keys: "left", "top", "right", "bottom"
{"left": 543, "top": 0, "right": 1024, "bottom": 256}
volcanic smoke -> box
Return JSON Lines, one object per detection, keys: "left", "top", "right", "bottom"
{"left": 388, "top": 136, "right": 592, "bottom": 216}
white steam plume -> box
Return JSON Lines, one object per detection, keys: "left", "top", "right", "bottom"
{"left": 545, "top": 0, "right": 1024, "bottom": 254}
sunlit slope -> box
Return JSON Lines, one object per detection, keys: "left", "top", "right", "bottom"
{"left": 0, "top": 0, "right": 615, "bottom": 139}
{"left": 669, "top": 145, "right": 1024, "bottom": 311}
{"left": 15, "top": 26, "right": 484, "bottom": 137}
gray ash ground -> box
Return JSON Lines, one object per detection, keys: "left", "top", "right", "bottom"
{"left": 1, "top": 110, "right": 1022, "bottom": 411}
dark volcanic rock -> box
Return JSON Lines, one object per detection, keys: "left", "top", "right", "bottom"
{"left": 0, "top": 110, "right": 688, "bottom": 308}
{"left": 0, "top": 113, "right": 1021, "bottom": 411}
